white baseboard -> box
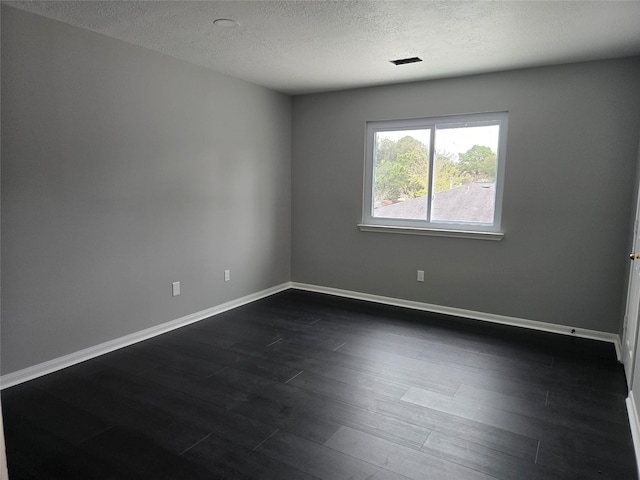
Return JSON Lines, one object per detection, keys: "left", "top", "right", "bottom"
{"left": 291, "top": 282, "right": 622, "bottom": 358}
{"left": 0, "top": 283, "right": 290, "bottom": 390}
{"left": 1, "top": 281, "right": 622, "bottom": 389}
{"left": 627, "top": 391, "right": 640, "bottom": 479}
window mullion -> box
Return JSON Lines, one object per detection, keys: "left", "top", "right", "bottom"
{"left": 425, "top": 127, "right": 436, "bottom": 223}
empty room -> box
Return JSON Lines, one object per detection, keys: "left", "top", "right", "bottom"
{"left": 2, "top": 1, "right": 640, "bottom": 479}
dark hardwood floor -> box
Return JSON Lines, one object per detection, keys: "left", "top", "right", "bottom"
{"left": 2, "top": 289, "right": 637, "bottom": 479}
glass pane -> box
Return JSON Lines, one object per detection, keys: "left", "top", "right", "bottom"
{"left": 372, "top": 129, "right": 431, "bottom": 220}
{"left": 431, "top": 124, "right": 499, "bottom": 225}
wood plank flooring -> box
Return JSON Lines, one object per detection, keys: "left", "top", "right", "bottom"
{"left": 2, "top": 290, "right": 637, "bottom": 479}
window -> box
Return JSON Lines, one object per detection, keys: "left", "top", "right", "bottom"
{"left": 360, "top": 111, "right": 508, "bottom": 239}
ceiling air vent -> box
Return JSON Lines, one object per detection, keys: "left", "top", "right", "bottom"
{"left": 390, "top": 57, "right": 423, "bottom": 66}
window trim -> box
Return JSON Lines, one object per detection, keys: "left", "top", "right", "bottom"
{"left": 361, "top": 111, "right": 508, "bottom": 236}
{"left": 356, "top": 223, "right": 504, "bottom": 241}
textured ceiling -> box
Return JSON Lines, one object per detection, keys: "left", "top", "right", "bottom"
{"left": 6, "top": 1, "right": 640, "bottom": 95}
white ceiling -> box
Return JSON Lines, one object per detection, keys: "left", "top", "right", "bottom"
{"left": 6, "top": 1, "right": 640, "bottom": 95}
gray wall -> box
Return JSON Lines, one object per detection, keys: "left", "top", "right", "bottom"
{"left": 1, "top": 7, "right": 292, "bottom": 374}
{"left": 292, "top": 58, "right": 640, "bottom": 334}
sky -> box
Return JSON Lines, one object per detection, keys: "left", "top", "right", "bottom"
{"left": 378, "top": 124, "right": 500, "bottom": 159}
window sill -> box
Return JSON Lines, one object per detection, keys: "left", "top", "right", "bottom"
{"left": 357, "top": 224, "right": 504, "bottom": 241}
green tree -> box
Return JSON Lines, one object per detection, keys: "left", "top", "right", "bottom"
{"left": 458, "top": 145, "right": 496, "bottom": 182}
{"left": 433, "top": 151, "right": 469, "bottom": 193}
{"left": 373, "top": 138, "right": 497, "bottom": 204}
{"left": 374, "top": 135, "right": 428, "bottom": 203}
{"left": 399, "top": 150, "right": 428, "bottom": 198}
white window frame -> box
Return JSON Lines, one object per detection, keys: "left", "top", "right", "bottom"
{"left": 359, "top": 111, "right": 508, "bottom": 240}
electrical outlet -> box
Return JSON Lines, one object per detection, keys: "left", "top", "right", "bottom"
{"left": 224, "top": 270, "right": 230, "bottom": 282}
{"left": 417, "top": 270, "right": 424, "bottom": 282}
{"left": 172, "top": 281, "right": 181, "bottom": 296}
